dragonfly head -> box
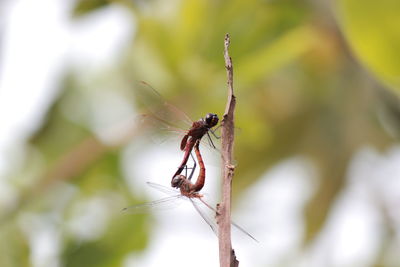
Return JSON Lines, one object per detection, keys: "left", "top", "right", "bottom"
{"left": 205, "top": 113, "right": 219, "bottom": 128}
{"left": 171, "top": 175, "right": 186, "bottom": 188}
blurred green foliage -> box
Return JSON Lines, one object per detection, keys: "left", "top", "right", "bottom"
{"left": 1, "top": 0, "right": 399, "bottom": 266}
{"left": 337, "top": 0, "right": 400, "bottom": 91}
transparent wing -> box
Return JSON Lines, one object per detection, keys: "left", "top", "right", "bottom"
{"left": 122, "top": 195, "right": 183, "bottom": 213}
{"left": 133, "top": 81, "right": 223, "bottom": 161}
{"left": 133, "top": 81, "right": 193, "bottom": 130}
{"left": 231, "top": 221, "right": 259, "bottom": 243}
{"left": 131, "top": 182, "right": 257, "bottom": 241}
{"left": 198, "top": 198, "right": 259, "bottom": 242}
{"left": 123, "top": 182, "right": 183, "bottom": 213}
{"left": 190, "top": 198, "right": 218, "bottom": 236}
{"left": 143, "top": 182, "right": 219, "bottom": 235}
{"left": 146, "top": 181, "right": 179, "bottom": 196}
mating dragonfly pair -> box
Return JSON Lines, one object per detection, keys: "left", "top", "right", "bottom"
{"left": 124, "top": 82, "right": 256, "bottom": 242}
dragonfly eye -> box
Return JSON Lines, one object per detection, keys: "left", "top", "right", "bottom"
{"left": 205, "top": 113, "right": 219, "bottom": 128}
{"left": 171, "top": 175, "right": 185, "bottom": 188}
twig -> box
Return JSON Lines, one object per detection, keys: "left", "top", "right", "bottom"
{"left": 217, "top": 33, "right": 238, "bottom": 267}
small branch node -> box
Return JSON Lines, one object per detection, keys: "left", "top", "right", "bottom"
{"left": 226, "top": 164, "right": 235, "bottom": 171}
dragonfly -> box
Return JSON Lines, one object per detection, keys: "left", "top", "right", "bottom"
{"left": 171, "top": 112, "right": 219, "bottom": 188}
{"left": 123, "top": 140, "right": 258, "bottom": 242}
{"left": 134, "top": 81, "right": 219, "bottom": 187}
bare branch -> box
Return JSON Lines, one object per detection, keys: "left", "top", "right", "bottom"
{"left": 217, "top": 33, "right": 238, "bottom": 267}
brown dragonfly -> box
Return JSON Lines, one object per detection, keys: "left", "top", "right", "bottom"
{"left": 123, "top": 140, "right": 258, "bottom": 242}
{"left": 134, "top": 81, "right": 219, "bottom": 187}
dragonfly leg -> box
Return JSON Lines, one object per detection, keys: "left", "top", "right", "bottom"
{"left": 188, "top": 152, "right": 197, "bottom": 181}
{"left": 183, "top": 152, "right": 197, "bottom": 179}
{"left": 210, "top": 125, "right": 221, "bottom": 139}
{"left": 206, "top": 132, "right": 217, "bottom": 149}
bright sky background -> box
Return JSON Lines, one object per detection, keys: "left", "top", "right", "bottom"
{"left": 1, "top": 1, "right": 399, "bottom": 267}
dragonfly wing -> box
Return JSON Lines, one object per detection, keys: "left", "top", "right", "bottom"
{"left": 146, "top": 181, "right": 180, "bottom": 196}
{"left": 123, "top": 195, "right": 183, "bottom": 213}
{"left": 134, "top": 81, "right": 193, "bottom": 129}
{"left": 190, "top": 198, "right": 218, "bottom": 236}
{"left": 231, "top": 221, "right": 259, "bottom": 243}
{"left": 137, "top": 111, "right": 186, "bottom": 147}
{"left": 198, "top": 198, "right": 259, "bottom": 242}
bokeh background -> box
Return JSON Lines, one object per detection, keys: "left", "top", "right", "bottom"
{"left": 1, "top": 0, "right": 400, "bottom": 266}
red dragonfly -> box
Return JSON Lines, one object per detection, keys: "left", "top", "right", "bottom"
{"left": 123, "top": 140, "right": 258, "bottom": 242}
{"left": 135, "top": 81, "right": 219, "bottom": 187}
{"left": 171, "top": 112, "right": 218, "bottom": 188}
